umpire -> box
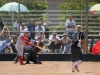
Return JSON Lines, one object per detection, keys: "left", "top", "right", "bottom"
{"left": 70, "top": 25, "right": 90, "bottom": 72}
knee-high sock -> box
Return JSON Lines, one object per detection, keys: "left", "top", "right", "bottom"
{"left": 76, "top": 60, "right": 82, "bottom": 66}
{"left": 71, "top": 61, "right": 75, "bottom": 70}
{"left": 19, "top": 56, "right": 25, "bottom": 65}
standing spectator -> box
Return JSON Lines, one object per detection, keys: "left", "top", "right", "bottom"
{"left": 35, "top": 22, "right": 45, "bottom": 40}
{"left": 70, "top": 25, "right": 90, "bottom": 72}
{"left": 27, "top": 19, "right": 36, "bottom": 39}
{"left": 20, "top": 23, "right": 27, "bottom": 33}
{"left": 61, "top": 33, "right": 71, "bottom": 54}
{"left": 40, "top": 17, "right": 49, "bottom": 39}
{"left": 13, "top": 18, "right": 22, "bottom": 36}
{"left": 65, "top": 13, "right": 76, "bottom": 39}
{"left": 48, "top": 32, "right": 61, "bottom": 54}
{"left": 0, "top": 18, "right": 4, "bottom": 31}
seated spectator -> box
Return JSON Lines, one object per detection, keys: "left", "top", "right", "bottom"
{"left": 0, "top": 26, "right": 11, "bottom": 53}
{"left": 9, "top": 35, "right": 18, "bottom": 53}
{"left": 27, "top": 19, "right": 36, "bottom": 39}
{"left": 61, "top": 33, "right": 71, "bottom": 54}
{"left": 0, "top": 26, "right": 11, "bottom": 43}
{"left": 36, "top": 34, "right": 45, "bottom": 54}
{"left": 20, "top": 23, "right": 27, "bottom": 33}
{"left": 0, "top": 18, "right": 4, "bottom": 31}
{"left": 48, "top": 32, "right": 61, "bottom": 54}
{"left": 35, "top": 22, "right": 45, "bottom": 40}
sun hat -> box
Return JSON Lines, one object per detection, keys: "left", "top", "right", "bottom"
{"left": 63, "top": 33, "right": 67, "bottom": 36}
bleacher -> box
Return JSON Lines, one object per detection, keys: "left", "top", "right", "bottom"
{"left": 0, "top": 10, "right": 100, "bottom": 51}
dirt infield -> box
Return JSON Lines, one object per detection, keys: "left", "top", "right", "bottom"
{"left": 0, "top": 61, "right": 100, "bottom": 75}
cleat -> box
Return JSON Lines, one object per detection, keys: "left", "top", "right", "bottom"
{"left": 20, "top": 63, "right": 25, "bottom": 65}
{"left": 72, "top": 70, "right": 75, "bottom": 72}
{"left": 14, "top": 61, "right": 18, "bottom": 64}
{"left": 25, "top": 62, "right": 30, "bottom": 64}
{"left": 75, "top": 65, "right": 80, "bottom": 72}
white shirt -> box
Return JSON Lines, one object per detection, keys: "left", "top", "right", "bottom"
{"left": 49, "top": 35, "right": 60, "bottom": 44}
{"left": 35, "top": 26, "right": 45, "bottom": 32}
{"left": 65, "top": 19, "right": 76, "bottom": 32}
{"left": 13, "top": 22, "right": 20, "bottom": 31}
{"left": 20, "top": 26, "right": 27, "bottom": 33}
{"left": 42, "top": 23, "right": 48, "bottom": 29}
{"left": 61, "top": 37, "right": 70, "bottom": 44}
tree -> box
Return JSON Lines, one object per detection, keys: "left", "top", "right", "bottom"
{"left": 24, "top": 1, "right": 48, "bottom": 10}
{"left": 58, "top": 0, "right": 98, "bottom": 10}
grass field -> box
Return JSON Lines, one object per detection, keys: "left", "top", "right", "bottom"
{"left": 0, "top": 61, "right": 100, "bottom": 75}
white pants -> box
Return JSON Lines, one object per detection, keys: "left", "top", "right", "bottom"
{"left": 15, "top": 45, "right": 23, "bottom": 56}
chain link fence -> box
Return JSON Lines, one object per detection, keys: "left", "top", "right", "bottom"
{"left": 0, "top": 0, "right": 100, "bottom": 54}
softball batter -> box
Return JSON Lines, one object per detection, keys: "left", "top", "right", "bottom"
{"left": 15, "top": 29, "right": 34, "bottom": 65}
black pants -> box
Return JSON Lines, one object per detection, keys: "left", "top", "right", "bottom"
{"left": 45, "top": 28, "right": 49, "bottom": 39}
{"left": 24, "top": 48, "right": 41, "bottom": 64}
{"left": 71, "top": 47, "right": 83, "bottom": 62}
{"left": 30, "top": 32, "right": 35, "bottom": 40}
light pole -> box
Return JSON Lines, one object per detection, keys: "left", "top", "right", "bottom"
{"left": 85, "top": 0, "right": 88, "bottom": 53}
{"left": 18, "top": 0, "right": 20, "bottom": 18}
{"left": 18, "top": 0, "right": 20, "bottom": 35}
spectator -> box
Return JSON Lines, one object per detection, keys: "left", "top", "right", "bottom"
{"left": 40, "top": 17, "right": 49, "bottom": 39}
{"left": 61, "top": 33, "right": 71, "bottom": 54}
{"left": 35, "top": 22, "right": 45, "bottom": 40}
{"left": 20, "top": 23, "right": 27, "bottom": 32}
{"left": 27, "top": 19, "right": 36, "bottom": 39}
{"left": 0, "top": 18, "right": 4, "bottom": 31}
{"left": 36, "top": 34, "right": 45, "bottom": 54}
{"left": 0, "top": 26, "right": 11, "bottom": 53}
{"left": 48, "top": 32, "right": 61, "bottom": 54}
{"left": 9, "top": 35, "right": 18, "bottom": 53}
{"left": 65, "top": 13, "right": 76, "bottom": 39}
{"left": 0, "top": 26, "right": 10, "bottom": 40}
{"left": 13, "top": 18, "right": 22, "bottom": 36}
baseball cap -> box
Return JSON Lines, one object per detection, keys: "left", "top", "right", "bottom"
{"left": 68, "top": 13, "right": 72, "bottom": 17}
{"left": 21, "top": 23, "right": 25, "bottom": 26}
{"left": 52, "top": 32, "right": 57, "bottom": 35}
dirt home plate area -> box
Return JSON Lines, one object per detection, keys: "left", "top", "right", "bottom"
{"left": 0, "top": 61, "right": 100, "bottom": 75}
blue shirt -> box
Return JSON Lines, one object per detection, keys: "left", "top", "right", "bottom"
{"left": 27, "top": 25, "right": 35, "bottom": 31}
{"left": 70, "top": 32, "right": 85, "bottom": 47}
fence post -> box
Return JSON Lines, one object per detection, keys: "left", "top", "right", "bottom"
{"left": 85, "top": 0, "right": 89, "bottom": 54}
{"left": 90, "top": 38, "right": 94, "bottom": 54}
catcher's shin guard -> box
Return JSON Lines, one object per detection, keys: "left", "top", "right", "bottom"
{"left": 24, "top": 53, "right": 30, "bottom": 64}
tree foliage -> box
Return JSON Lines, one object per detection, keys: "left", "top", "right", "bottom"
{"left": 58, "top": 0, "right": 98, "bottom": 10}
{"left": 24, "top": 1, "right": 48, "bottom": 10}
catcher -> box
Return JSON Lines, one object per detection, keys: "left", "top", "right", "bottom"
{"left": 24, "top": 36, "right": 43, "bottom": 64}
